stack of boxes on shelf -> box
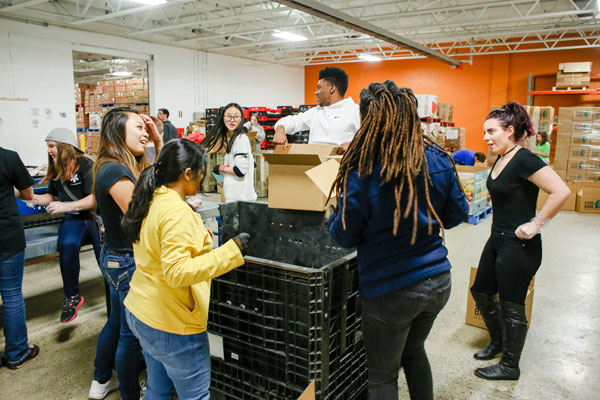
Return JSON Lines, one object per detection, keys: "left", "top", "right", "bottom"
{"left": 556, "top": 61, "right": 592, "bottom": 90}
{"left": 417, "top": 95, "right": 465, "bottom": 152}
{"left": 75, "top": 78, "right": 149, "bottom": 155}
{"left": 553, "top": 107, "right": 600, "bottom": 181}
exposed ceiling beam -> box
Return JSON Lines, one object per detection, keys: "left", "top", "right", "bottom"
{"left": 0, "top": 0, "right": 48, "bottom": 13}
{"left": 129, "top": 5, "right": 290, "bottom": 36}
{"left": 71, "top": 0, "right": 190, "bottom": 25}
{"left": 274, "top": 0, "right": 460, "bottom": 66}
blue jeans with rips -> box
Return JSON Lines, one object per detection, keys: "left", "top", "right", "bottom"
{"left": 93, "top": 244, "right": 141, "bottom": 400}
{"left": 362, "top": 270, "right": 452, "bottom": 400}
{"left": 0, "top": 250, "right": 32, "bottom": 364}
{"left": 125, "top": 309, "right": 211, "bottom": 400}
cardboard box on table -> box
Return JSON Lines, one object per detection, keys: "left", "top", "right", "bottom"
{"left": 466, "top": 267, "right": 534, "bottom": 329}
{"left": 263, "top": 144, "right": 339, "bottom": 211}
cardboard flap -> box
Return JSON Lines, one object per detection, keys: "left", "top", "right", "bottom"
{"left": 274, "top": 144, "right": 337, "bottom": 156}
{"left": 305, "top": 159, "right": 340, "bottom": 198}
{"left": 298, "top": 381, "right": 315, "bottom": 400}
{"left": 263, "top": 153, "right": 323, "bottom": 166}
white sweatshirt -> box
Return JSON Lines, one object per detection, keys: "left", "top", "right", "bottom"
{"left": 274, "top": 97, "right": 360, "bottom": 145}
{"left": 223, "top": 133, "right": 257, "bottom": 203}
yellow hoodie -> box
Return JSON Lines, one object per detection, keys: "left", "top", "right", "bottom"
{"left": 124, "top": 186, "right": 244, "bottom": 335}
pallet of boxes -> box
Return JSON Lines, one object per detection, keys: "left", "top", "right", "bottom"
{"left": 556, "top": 62, "right": 592, "bottom": 90}
{"left": 547, "top": 106, "right": 600, "bottom": 214}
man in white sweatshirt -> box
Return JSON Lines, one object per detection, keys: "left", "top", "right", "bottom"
{"left": 273, "top": 67, "right": 360, "bottom": 153}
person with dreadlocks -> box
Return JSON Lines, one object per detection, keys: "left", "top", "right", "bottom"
{"left": 328, "top": 81, "right": 469, "bottom": 400}
{"left": 470, "top": 102, "right": 570, "bottom": 381}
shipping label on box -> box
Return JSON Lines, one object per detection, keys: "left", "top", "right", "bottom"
{"left": 573, "top": 122, "right": 593, "bottom": 132}
{"left": 558, "top": 107, "right": 594, "bottom": 122}
{"left": 466, "top": 267, "right": 533, "bottom": 329}
{"left": 571, "top": 132, "right": 593, "bottom": 145}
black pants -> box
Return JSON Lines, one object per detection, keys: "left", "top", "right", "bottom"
{"left": 362, "top": 271, "right": 451, "bottom": 400}
{"left": 471, "top": 230, "right": 541, "bottom": 304}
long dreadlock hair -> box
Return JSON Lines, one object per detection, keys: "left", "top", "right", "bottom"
{"left": 329, "top": 80, "right": 463, "bottom": 244}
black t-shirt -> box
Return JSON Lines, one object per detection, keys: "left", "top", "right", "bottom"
{"left": 47, "top": 157, "right": 93, "bottom": 217}
{"left": 0, "top": 147, "right": 35, "bottom": 253}
{"left": 487, "top": 148, "right": 547, "bottom": 232}
{"left": 95, "top": 161, "right": 135, "bottom": 252}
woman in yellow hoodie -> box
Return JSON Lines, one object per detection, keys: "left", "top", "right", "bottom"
{"left": 121, "top": 139, "right": 249, "bottom": 399}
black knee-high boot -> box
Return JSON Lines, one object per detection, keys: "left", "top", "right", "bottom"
{"left": 475, "top": 299, "right": 528, "bottom": 380}
{"left": 471, "top": 291, "right": 503, "bottom": 360}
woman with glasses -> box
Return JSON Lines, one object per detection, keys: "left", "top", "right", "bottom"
{"left": 203, "top": 103, "right": 257, "bottom": 202}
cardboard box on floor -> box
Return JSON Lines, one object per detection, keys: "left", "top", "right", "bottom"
{"left": 576, "top": 187, "right": 600, "bottom": 213}
{"left": 466, "top": 267, "right": 534, "bottom": 329}
{"left": 263, "top": 144, "right": 339, "bottom": 211}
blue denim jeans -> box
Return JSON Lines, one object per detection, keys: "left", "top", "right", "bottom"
{"left": 0, "top": 250, "right": 32, "bottom": 364}
{"left": 58, "top": 214, "right": 101, "bottom": 297}
{"left": 126, "top": 309, "right": 211, "bottom": 400}
{"left": 362, "top": 271, "right": 451, "bottom": 400}
{"left": 93, "top": 244, "right": 141, "bottom": 400}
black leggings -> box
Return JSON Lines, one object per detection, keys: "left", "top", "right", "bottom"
{"left": 471, "top": 230, "right": 541, "bottom": 305}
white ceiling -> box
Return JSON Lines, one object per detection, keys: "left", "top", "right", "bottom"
{"left": 1, "top": 0, "right": 599, "bottom": 65}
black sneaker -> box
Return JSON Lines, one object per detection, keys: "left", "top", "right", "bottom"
{"left": 7, "top": 345, "right": 40, "bottom": 369}
{"left": 60, "top": 295, "right": 84, "bottom": 323}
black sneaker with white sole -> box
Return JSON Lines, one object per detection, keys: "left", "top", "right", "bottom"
{"left": 60, "top": 295, "right": 84, "bottom": 323}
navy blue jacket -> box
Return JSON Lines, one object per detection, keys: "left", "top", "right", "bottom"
{"left": 329, "top": 145, "right": 469, "bottom": 299}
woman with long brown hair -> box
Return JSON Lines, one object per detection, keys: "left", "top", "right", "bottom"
{"left": 328, "top": 81, "right": 469, "bottom": 399}
{"left": 88, "top": 107, "right": 162, "bottom": 400}
{"left": 32, "top": 128, "right": 100, "bottom": 323}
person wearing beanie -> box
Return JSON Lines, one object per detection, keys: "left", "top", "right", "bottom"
{"left": 31, "top": 128, "right": 101, "bottom": 323}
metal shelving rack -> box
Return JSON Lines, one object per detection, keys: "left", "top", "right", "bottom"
{"left": 527, "top": 72, "right": 600, "bottom": 105}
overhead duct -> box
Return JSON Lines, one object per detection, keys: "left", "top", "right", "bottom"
{"left": 74, "top": 68, "right": 111, "bottom": 78}
{"left": 275, "top": 0, "right": 460, "bottom": 66}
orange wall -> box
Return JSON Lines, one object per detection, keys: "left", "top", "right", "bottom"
{"left": 305, "top": 48, "right": 600, "bottom": 153}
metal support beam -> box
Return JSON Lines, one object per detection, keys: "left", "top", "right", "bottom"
{"left": 275, "top": 0, "right": 460, "bottom": 66}
{"left": 71, "top": 0, "right": 189, "bottom": 25}
{"left": 0, "top": 0, "right": 47, "bottom": 13}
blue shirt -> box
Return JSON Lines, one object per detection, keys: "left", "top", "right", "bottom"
{"left": 329, "top": 145, "right": 469, "bottom": 299}
{"left": 452, "top": 149, "right": 476, "bottom": 165}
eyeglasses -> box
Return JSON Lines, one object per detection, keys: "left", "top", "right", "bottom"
{"left": 224, "top": 114, "right": 242, "bottom": 121}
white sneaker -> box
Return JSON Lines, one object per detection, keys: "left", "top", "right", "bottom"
{"left": 88, "top": 376, "right": 119, "bottom": 399}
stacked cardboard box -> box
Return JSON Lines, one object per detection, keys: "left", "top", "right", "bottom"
{"left": 556, "top": 62, "right": 592, "bottom": 89}
{"left": 438, "top": 103, "right": 453, "bottom": 123}
{"left": 444, "top": 127, "right": 466, "bottom": 152}
{"left": 554, "top": 107, "right": 600, "bottom": 181}
{"left": 84, "top": 130, "right": 101, "bottom": 154}
{"left": 75, "top": 106, "right": 87, "bottom": 129}
{"left": 457, "top": 166, "right": 490, "bottom": 215}
{"left": 415, "top": 94, "right": 438, "bottom": 118}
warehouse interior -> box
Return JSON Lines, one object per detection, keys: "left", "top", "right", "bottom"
{"left": 1, "top": 0, "right": 600, "bottom": 399}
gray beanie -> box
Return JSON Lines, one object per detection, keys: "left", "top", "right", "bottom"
{"left": 45, "top": 128, "right": 84, "bottom": 153}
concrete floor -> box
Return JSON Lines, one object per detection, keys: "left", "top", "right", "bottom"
{"left": 1, "top": 196, "right": 599, "bottom": 399}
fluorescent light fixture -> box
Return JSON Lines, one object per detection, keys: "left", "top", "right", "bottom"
{"left": 272, "top": 30, "right": 307, "bottom": 42}
{"left": 111, "top": 71, "right": 133, "bottom": 76}
{"left": 131, "top": 0, "right": 167, "bottom": 5}
{"left": 358, "top": 54, "right": 382, "bottom": 62}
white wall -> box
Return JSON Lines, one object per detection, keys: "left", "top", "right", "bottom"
{"left": 206, "top": 53, "right": 305, "bottom": 108}
{"left": 0, "top": 20, "right": 304, "bottom": 165}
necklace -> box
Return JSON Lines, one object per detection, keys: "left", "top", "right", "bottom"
{"left": 500, "top": 145, "right": 518, "bottom": 157}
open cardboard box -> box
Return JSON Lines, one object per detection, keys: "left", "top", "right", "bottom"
{"left": 263, "top": 144, "right": 340, "bottom": 211}
{"left": 466, "top": 267, "right": 534, "bottom": 329}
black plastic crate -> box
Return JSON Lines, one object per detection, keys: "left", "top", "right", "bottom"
{"left": 209, "top": 202, "right": 366, "bottom": 399}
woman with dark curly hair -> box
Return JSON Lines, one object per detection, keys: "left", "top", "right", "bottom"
{"left": 328, "top": 81, "right": 469, "bottom": 399}
{"left": 470, "top": 102, "right": 570, "bottom": 381}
